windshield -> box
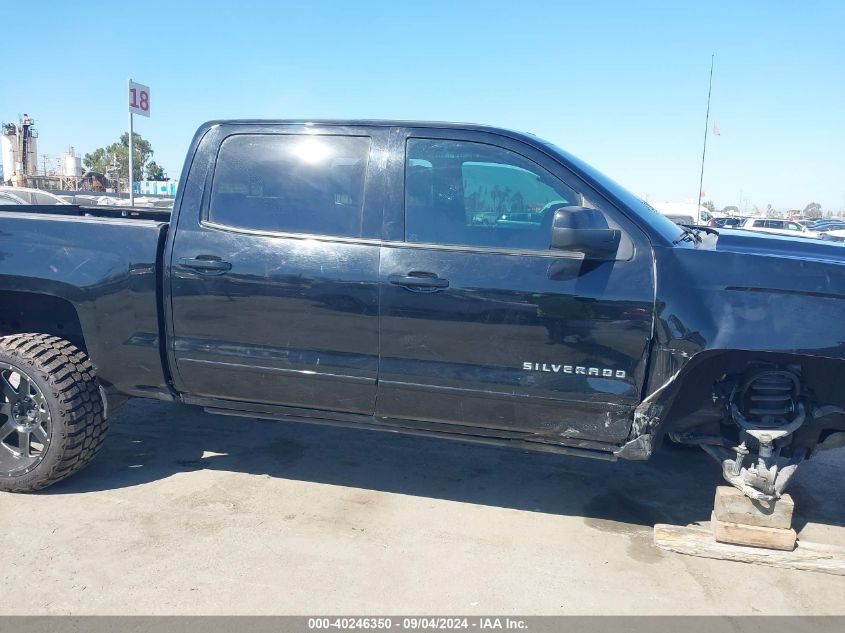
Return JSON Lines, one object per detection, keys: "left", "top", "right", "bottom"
{"left": 542, "top": 142, "right": 685, "bottom": 245}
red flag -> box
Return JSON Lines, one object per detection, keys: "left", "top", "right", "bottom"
{"left": 712, "top": 122, "right": 720, "bottom": 136}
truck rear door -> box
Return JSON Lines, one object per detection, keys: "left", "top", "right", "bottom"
{"left": 167, "top": 124, "right": 387, "bottom": 414}
{"left": 376, "top": 128, "right": 655, "bottom": 445}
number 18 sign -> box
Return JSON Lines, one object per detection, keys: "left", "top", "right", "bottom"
{"left": 128, "top": 80, "right": 151, "bottom": 117}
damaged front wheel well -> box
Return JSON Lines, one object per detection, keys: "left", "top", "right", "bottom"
{"left": 617, "top": 349, "right": 845, "bottom": 500}
{"left": 658, "top": 351, "right": 845, "bottom": 440}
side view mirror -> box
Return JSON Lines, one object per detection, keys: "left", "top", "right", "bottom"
{"left": 550, "top": 207, "right": 621, "bottom": 259}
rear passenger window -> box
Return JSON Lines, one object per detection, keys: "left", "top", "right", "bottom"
{"left": 405, "top": 139, "right": 582, "bottom": 250}
{"left": 209, "top": 134, "right": 370, "bottom": 237}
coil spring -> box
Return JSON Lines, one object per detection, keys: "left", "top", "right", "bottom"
{"left": 737, "top": 369, "right": 800, "bottom": 427}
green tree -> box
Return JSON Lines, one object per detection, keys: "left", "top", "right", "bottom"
{"left": 721, "top": 205, "right": 740, "bottom": 214}
{"left": 702, "top": 200, "right": 716, "bottom": 213}
{"left": 803, "top": 202, "right": 822, "bottom": 218}
{"left": 145, "top": 161, "right": 167, "bottom": 181}
{"left": 84, "top": 132, "right": 154, "bottom": 183}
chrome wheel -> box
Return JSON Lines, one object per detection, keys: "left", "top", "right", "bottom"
{"left": 0, "top": 361, "right": 52, "bottom": 476}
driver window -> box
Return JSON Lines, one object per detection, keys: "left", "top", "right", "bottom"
{"left": 405, "top": 138, "right": 583, "bottom": 250}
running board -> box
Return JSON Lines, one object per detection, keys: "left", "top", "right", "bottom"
{"left": 202, "top": 406, "right": 618, "bottom": 462}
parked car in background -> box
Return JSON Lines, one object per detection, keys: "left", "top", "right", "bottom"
{"left": 651, "top": 202, "right": 710, "bottom": 226}
{"left": 807, "top": 219, "right": 845, "bottom": 232}
{"left": 812, "top": 221, "right": 845, "bottom": 242}
{"left": 738, "top": 217, "right": 818, "bottom": 239}
{"left": 0, "top": 191, "right": 29, "bottom": 205}
{"left": 0, "top": 187, "right": 70, "bottom": 206}
{"left": 664, "top": 213, "right": 696, "bottom": 225}
{"left": 711, "top": 217, "right": 745, "bottom": 228}
{"left": 699, "top": 210, "right": 719, "bottom": 225}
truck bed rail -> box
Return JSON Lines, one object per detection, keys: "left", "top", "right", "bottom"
{"left": 0, "top": 203, "right": 171, "bottom": 221}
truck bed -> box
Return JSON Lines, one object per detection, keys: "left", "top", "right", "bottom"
{"left": 0, "top": 203, "right": 172, "bottom": 222}
{"left": 0, "top": 209, "right": 171, "bottom": 398}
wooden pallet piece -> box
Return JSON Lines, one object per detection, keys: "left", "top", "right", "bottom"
{"left": 654, "top": 523, "right": 845, "bottom": 576}
{"left": 711, "top": 512, "right": 797, "bottom": 550}
{"left": 713, "top": 486, "right": 794, "bottom": 529}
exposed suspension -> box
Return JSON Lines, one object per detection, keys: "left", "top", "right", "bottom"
{"left": 706, "top": 365, "right": 807, "bottom": 502}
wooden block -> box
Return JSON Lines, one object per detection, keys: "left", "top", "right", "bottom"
{"left": 711, "top": 512, "right": 796, "bottom": 550}
{"left": 713, "top": 486, "right": 794, "bottom": 529}
{"left": 655, "top": 523, "right": 845, "bottom": 576}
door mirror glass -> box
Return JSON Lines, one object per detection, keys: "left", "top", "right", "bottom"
{"left": 550, "top": 207, "right": 621, "bottom": 259}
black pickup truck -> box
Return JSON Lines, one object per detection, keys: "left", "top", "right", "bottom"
{"left": 1, "top": 120, "right": 844, "bottom": 499}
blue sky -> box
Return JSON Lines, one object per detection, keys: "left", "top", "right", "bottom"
{"left": 5, "top": 0, "right": 844, "bottom": 211}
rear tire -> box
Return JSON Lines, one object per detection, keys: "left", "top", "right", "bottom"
{"left": 0, "top": 334, "right": 107, "bottom": 492}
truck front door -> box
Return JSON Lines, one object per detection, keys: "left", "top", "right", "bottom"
{"left": 376, "top": 129, "right": 655, "bottom": 446}
{"left": 168, "top": 125, "right": 386, "bottom": 414}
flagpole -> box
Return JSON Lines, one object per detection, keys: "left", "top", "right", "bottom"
{"left": 697, "top": 54, "right": 715, "bottom": 219}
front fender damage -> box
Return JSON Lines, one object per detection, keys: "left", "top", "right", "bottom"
{"left": 617, "top": 354, "right": 845, "bottom": 502}
{"left": 613, "top": 371, "right": 681, "bottom": 460}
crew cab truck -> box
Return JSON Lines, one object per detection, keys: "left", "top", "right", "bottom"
{"left": 1, "top": 120, "right": 844, "bottom": 499}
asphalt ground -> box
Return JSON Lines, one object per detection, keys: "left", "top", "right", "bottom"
{"left": 2, "top": 398, "right": 844, "bottom": 614}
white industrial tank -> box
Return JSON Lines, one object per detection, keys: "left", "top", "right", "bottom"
{"left": 62, "top": 147, "right": 82, "bottom": 177}
{"left": 1, "top": 132, "right": 17, "bottom": 183}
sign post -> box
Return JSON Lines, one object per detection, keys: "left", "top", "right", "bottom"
{"left": 128, "top": 104, "right": 134, "bottom": 206}
{"left": 127, "top": 79, "right": 151, "bottom": 206}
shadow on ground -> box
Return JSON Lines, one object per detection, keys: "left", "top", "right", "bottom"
{"left": 42, "top": 400, "right": 845, "bottom": 532}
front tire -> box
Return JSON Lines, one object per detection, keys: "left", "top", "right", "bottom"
{"left": 0, "top": 334, "right": 107, "bottom": 492}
